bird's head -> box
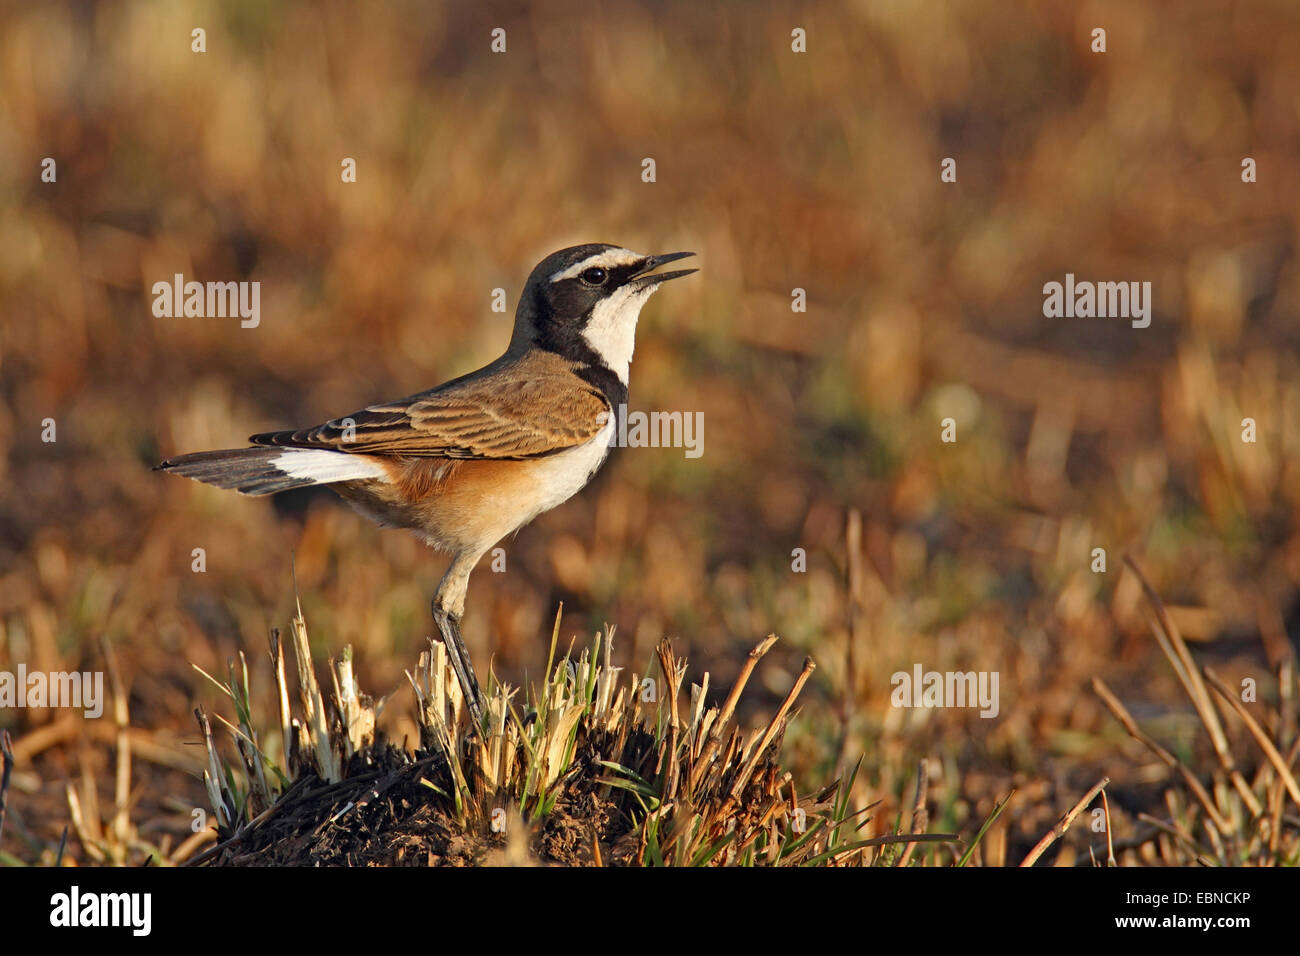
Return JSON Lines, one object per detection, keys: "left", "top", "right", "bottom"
{"left": 515, "top": 243, "right": 696, "bottom": 383}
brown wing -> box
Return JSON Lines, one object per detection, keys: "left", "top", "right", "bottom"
{"left": 250, "top": 357, "right": 610, "bottom": 460}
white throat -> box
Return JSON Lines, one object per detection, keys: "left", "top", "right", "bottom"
{"left": 581, "top": 284, "right": 654, "bottom": 384}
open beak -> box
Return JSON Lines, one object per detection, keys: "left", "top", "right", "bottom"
{"left": 628, "top": 251, "right": 697, "bottom": 289}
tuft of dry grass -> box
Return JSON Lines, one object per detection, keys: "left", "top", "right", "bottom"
{"left": 3, "top": 0, "right": 1299, "bottom": 869}
{"left": 184, "top": 603, "right": 962, "bottom": 866}
{"left": 1091, "top": 559, "right": 1300, "bottom": 866}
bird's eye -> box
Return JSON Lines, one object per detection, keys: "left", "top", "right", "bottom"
{"left": 580, "top": 267, "right": 608, "bottom": 286}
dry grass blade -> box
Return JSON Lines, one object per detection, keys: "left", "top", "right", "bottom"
{"left": 1136, "top": 812, "right": 1211, "bottom": 863}
{"left": 169, "top": 824, "right": 216, "bottom": 865}
{"left": 100, "top": 637, "right": 132, "bottom": 849}
{"left": 1092, "top": 676, "right": 1232, "bottom": 834}
{"left": 1202, "top": 667, "right": 1300, "bottom": 810}
{"left": 839, "top": 509, "right": 863, "bottom": 773}
{"left": 655, "top": 640, "right": 683, "bottom": 801}
{"left": 689, "top": 634, "right": 777, "bottom": 794}
{"left": 65, "top": 783, "right": 105, "bottom": 863}
{"left": 0, "top": 730, "right": 13, "bottom": 846}
{"left": 289, "top": 601, "right": 339, "bottom": 782}
{"left": 331, "top": 645, "right": 378, "bottom": 759}
{"left": 1123, "top": 558, "right": 1229, "bottom": 756}
{"left": 1019, "top": 777, "right": 1109, "bottom": 867}
{"left": 268, "top": 628, "right": 293, "bottom": 770}
{"left": 897, "top": 758, "right": 930, "bottom": 867}
{"left": 1100, "top": 790, "right": 1115, "bottom": 866}
{"left": 1123, "top": 557, "right": 1261, "bottom": 817}
{"left": 194, "top": 707, "right": 232, "bottom": 830}
{"left": 715, "top": 635, "right": 778, "bottom": 738}
{"left": 729, "top": 656, "right": 815, "bottom": 802}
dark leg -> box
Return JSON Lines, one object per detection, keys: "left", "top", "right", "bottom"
{"left": 433, "top": 602, "right": 484, "bottom": 725}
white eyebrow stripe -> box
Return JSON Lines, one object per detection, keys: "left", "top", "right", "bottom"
{"left": 549, "top": 248, "right": 644, "bottom": 282}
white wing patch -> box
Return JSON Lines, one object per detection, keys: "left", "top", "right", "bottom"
{"left": 272, "top": 448, "right": 387, "bottom": 483}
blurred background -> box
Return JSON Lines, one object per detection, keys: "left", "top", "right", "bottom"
{"left": 2, "top": 0, "right": 1299, "bottom": 865}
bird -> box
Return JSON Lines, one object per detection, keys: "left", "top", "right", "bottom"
{"left": 157, "top": 243, "right": 696, "bottom": 725}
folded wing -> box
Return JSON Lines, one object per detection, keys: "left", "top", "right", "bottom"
{"left": 250, "top": 362, "right": 611, "bottom": 460}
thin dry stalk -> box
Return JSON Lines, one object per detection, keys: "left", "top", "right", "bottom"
{"left": 1202, "top": 667, "right": 1300, "bottom": 809}
{"left": 729, "top": 657, "right": 815, "bottom": 801}
{"left": 840, "top": 509, "right": 863, "bottom": 772}
{"left": 655, "top": 640, "right": 684, "bottom": 801}
{"left": 331, "top": 645, "right": 378, "bottom": 759}
{"left": 1019, "top": 776, "right": 1109, "bottom": 867}
{"left": 65, "top": 782, "right": 106, "bottom": 863}
{"left": 897, "top": 758, "right": 930, "bottom": 867}
{"left": 0, "top": 730, "right": 13, "bottom": 845}
{"left": 268, "top": 628, "right": 293, "bottom": 769}
{"left": 1137, "top": 812, "right": 1211, "bottom": 864}
{"left": 195, "top": 707, "right": 232, "bottom": 829}
{"left": 9, "top": 716, "right": 80, "bottom": 763}
{"left": 1092, "top": 676, "right": 1232, "bottom": 834}
{"left": 1124, "top": 557, "right": 1261, "bottom": 816}
{"left": 169, "top": 825, "right": 217, "bottom": 864}
{"left": 689, "top": 635, "right": 777, "bottom": 793}
{"left": 715, "top": 635, "right": 777, "bottom": 737}
{"left": 1101, "top": 790, "right": 1116, "bottom": 866}
{"left": 289, "top": 601, "right": 339, "bottom": 782}
{"left": 100, "top": 637, "right": 132, "bottom": 848}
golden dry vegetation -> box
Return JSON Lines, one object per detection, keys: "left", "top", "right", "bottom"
{"left": 1, "top": 0, "right": 1299, "bottom": 866}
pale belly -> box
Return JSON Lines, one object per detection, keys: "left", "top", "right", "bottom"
{"left": 331, "top": 416, "right": 615, "bottom": 558}
{"left": 521, "top": 415, "right": 615, "bottom": 523}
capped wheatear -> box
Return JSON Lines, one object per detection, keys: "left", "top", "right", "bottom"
{"left": 158, "top": 243, "right": 697, "bottom": 724}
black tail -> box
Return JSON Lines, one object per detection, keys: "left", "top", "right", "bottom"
{"left": 155, "top": 448, "right": 316, "bottom": 496}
